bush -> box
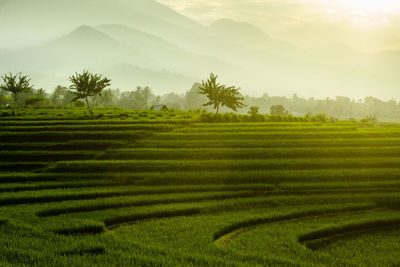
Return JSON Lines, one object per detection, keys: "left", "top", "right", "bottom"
{"left": 199, "top": 113, "right": 214, "bottom": 123}
{"left": 222, "top": 114, "right": 231, "bottom": 123}
{"left": 25, "top": 96, "right": 48, "bottom": 107}
{"left": 314, "top": 114, "right": 328, "bottom": 123}
{"left": 361, "top": 115, "right": 377, "bottom": 123}
{"left": 230, "top": 114, "right": 240, "bottom": 123}
{"left": 305, "top": 112, "right": 334, "bottom": 123}
{"left": 198, "top": 112, "right": 334, "bottom": 124}
{"left": 249, "top": 114, "right": 265, "bottom": 122}
{"left": 248, "top": 106, "right": 259, "bottom": 116}
{"left": 74, "top": 100, "right": 85, "bottom": 107}
{"left": 270, "top": 105, "right": 289, "bottom": 115}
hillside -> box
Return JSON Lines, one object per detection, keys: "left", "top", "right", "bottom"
{"left": 0, "top": 0, "right": 201, "bottom": 49}
{"left": 0, "top": 0, "right": 399, "bottom": 97}
{"left": 95, "top": 24, "right": 238, "bottom": 78}
{"left": 1, "top": 110, "right": 400, "bottom": 265}
{"left": 208, "top": 19, "right": 301, "bottom": 56}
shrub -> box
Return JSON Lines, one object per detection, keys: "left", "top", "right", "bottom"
{"left": 230, "top": 113, "right": 240, "bottom": 123}
{"left": 248, "top": 106, "right": 259, "bottom": 116}
{"left": 25, "top": 96, "right": 48, "bottom": 107}
{"left": 74, "top": 100, "right": 85, "bottom": 107}
{"left": 314, "top": 114, "right": 328, "bottom": 123}
{"left": 199, "top": 113, "right": 213, "bottom": 123}
{"left": 222, "top": 114, "right": 231, "bottom": 123}
{"left": 361, "top": 115, "right": 378, "bottom": 123}
{"left": 270, "top": 105, "right": 289, "bottom": 115}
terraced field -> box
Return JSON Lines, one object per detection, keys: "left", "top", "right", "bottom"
{"left": 1, "top": 110, "right": 400, "bottom": 266}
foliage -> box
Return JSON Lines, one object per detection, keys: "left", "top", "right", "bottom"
{"left": 199, "top": 73, "right": 246, "bottom": 115}
{"left": 0, "top": 72, "right": 33, "bottom": 105}
{"left": 35, "top": 88, "right": 47, "bottom": 97}
{"left": 51, "top": 85, "right": 69, "bottom": 106}
{"left": 74, "top": 100, "right": 85, "bottom": 108}
{"left": 198, "top": 111, "right": 333, "bottom": 123}
{"left": 270, "top": 104, "right": 289, "bottom": 115}
{"left": 247, "top": 106, "right": 265, "bottom": 122}
{"left": 4, "top": 78, "right": 397, "bottom": 121}
{"left": 132, "top": 86, "right": 153, "bottom": 110}
{"left": 119, "top": 87, "right": 155, "bottom": 110}
{"left": 361, "top": 115, "right": 378, "bottom": 123}
{"left": 69, "top": 70, "right": 111, "bottom": 116}
{"left": 1, "top": 108, "right": 400, "bottom": 266}
{"left": 24, "top": 96, "right": 48, "bottom": 107}
{"left": 305, "top": 113, "right": 333, "bottom": 123}
{"left": 0, "top": 95, "right": 12, "bottom": 107}
{"left": 248, "top": 106, "right": 259, "bottom": 116}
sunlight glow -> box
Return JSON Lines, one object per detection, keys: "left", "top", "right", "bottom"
{"left": 341, "top": 0, "right": 400, "bottom": 13}
{"left": 313, "top": 0, "right": 400, "bottom": 26}
{"left": 317, "top": 0, "right": 400, "bottom": 17}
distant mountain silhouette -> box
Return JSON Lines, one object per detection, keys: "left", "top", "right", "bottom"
{"left": 0, "top": 24, "right": 234, "bottom": 92}
{"left": 95, "top": 24, "right": 238, "bottom": 77}
{"left": 0, "top": 0, "right": 398, "bottom": 98}
{"left": 107, "top": 64, "right": 195, "bottom": 93}
{"left": 53, "top": 25, "right": 116, "bottom": 46}
{"left": 0, "top": 0, "right": 201, "bottom": 49}
{"left": 210, "top": 19, "right": 273, "bottom": 43}
{"left": 0, "top": 25, "right": 159, "bottom": 72}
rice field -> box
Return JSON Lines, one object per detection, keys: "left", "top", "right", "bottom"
{"left": 1, "top": 108, "right": 400, "bottom": 266}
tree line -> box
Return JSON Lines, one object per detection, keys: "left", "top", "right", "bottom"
{"left": 1, "top": 71, "right": 399, "bottom": 120}
{"left": 0, "top": 71, "right": 246, "bottom": 117}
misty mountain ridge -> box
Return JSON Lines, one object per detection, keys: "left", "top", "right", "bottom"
{"left": 210, "top": 19, "right": 273, "bottom": 43}
{"left": 209, "top": 19, "right": 301, "bottom": 56}
{"left": 0, "top": 0, "right": 399, "bottom": 98}
{"left": 54, "top": 25, "right": 117, "bottom": 46}
{"left": 94, "top": 24, "right": 238, "bottom": 77}
{"left": 0, "top": 0, "right": 201, "bottom": 49}
{"left": 0, "top": 24, "right": 200, "bottom": 93}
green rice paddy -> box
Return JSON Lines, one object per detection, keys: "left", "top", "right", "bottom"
{"left": 1, "top": 108, "right": 399, "bottom": 266}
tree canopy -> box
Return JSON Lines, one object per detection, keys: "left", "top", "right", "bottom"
{"left": 248, "top": 106, "right": 259, "bottom": 116}
{"left": 0, "top": 72, "right": 33, "bottom": 105}
{"left": 199, "top": 73, "right": 245, "bottom": 115}
{"left": 69, "top": 70, "right": 111, "bottom": 116}
{"left": 270, "top": 105, "right": 289, "bottom": 115}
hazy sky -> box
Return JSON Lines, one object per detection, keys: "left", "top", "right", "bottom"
{"left": 158, "top": 0, "right": 400, "bottom": 51}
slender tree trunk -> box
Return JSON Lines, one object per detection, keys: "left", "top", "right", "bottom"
{"left": 215, "top": 106, "right": 219, "bottom": 116}
{"left": 85, "top": 97, "right": 94, "bottom": 117}
{"left": 13, "top": 93, "right": 17, "bottom": 106}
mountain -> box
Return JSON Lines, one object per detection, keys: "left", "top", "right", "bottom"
{"left": 0, "top": 0, "right": 201, "bottom": 49}
{"left": 0, "top": 25, "right": 160, "bottom": 72}
{"left": 308, "top": 43, "right": 370, "bottom": 68}
{"left": 209, "top": 19, "right": 273, "bottom": 44}
{"left": 0, "top": 24, "right": 238, "bottom": 92}
{"left": 95, "top": 24, "right": 239, "bottom": 78}
{"left": 106, "top": 64, "right": 196, "bottom": 93}
{"left": 0, "top": 0, "right": 399, "bottom": 98}
{"left": 208, "top": 19, "right": 300, "bottom": 56}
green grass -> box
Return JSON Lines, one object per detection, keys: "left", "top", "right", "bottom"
{"left": 150, "top": 130, "right": 400, "bottom": 140}
{"left": 0, "top": 130, "right": 152, "bottom": 142}
{"left": 46, "top": 158, "right": 400, "bottom": 173}
{"left": 298, "top": 217, "right": 400, "bottom": 250}
{"left": 4, "top": 168, "right": 400, "bottom": 185}
{"left": 174, "top": 125, "right": 359, "bottom": 132}
{"left": 0, "top": 124, "right": 177, "bottom": 132}
{"left": 0, "top": 151, "right": 100, "bottom": 162}
{"left": 214, "top": 203, "right": 376, "bottom": 246}
{"left": 1, "top": 108, "right": 400, "bottom": 266}
{"left": 100, "top": 147, "right": 400, "bottom": 160}
{"left": 0, "top": 140, "right": 129, "bottom": 151}
{"left": 134, "top": 138, "right": 400, "bottom": 148}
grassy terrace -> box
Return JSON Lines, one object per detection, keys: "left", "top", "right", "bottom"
{"left": 0, "top": 108, "right": 400, "bottom": 266}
